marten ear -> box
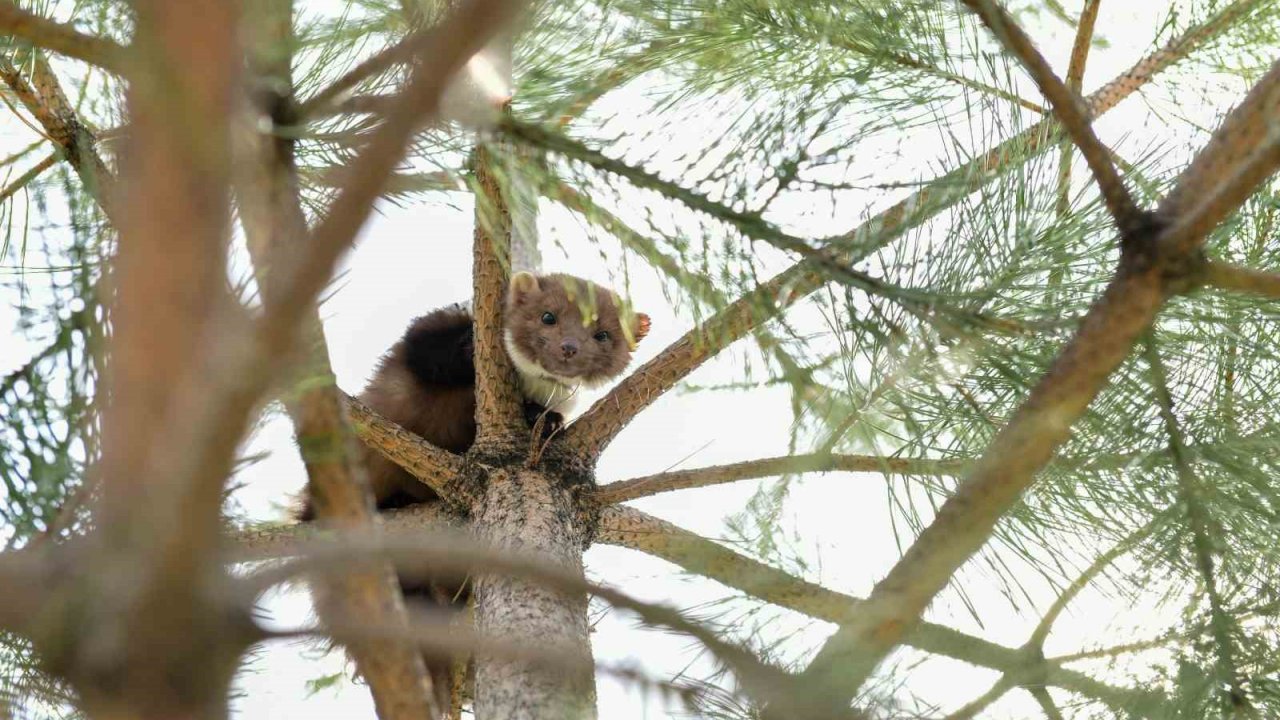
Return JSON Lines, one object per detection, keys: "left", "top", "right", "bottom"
{"left": 509, "top": 272, "right": 540, "bottom": 304}
{"left": 627, "top": 313, "right": 651, "bottom": 350}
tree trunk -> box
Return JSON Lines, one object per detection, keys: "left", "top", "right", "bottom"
{"left": 471, "top": 466, "right": 597, "bottom": 719}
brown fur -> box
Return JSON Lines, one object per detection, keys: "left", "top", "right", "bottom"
{"left": 296, "top": 275, "right": 648, "bottom": 714}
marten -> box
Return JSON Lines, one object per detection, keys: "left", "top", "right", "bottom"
{"left": 298, "top": 271, "right": 649, "bottom": 711}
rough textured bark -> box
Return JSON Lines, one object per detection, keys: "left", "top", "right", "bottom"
{"left": 0, "top": 53, "right": 115, "bottom": 217}
{"left": 471, "top": 467, "right": 598, "bottom": 720}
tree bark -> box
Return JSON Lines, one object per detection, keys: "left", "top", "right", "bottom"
{"left": 471, "top": 466, "right": 598, "bottom": 720}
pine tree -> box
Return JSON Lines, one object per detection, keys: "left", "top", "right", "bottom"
{"left": 1, "top": 0, "right": 1279, "bottom": 718}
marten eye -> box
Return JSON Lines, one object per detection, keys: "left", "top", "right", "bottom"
{"left": 541, "top": 312, "right": 557, "bottom": 325}
{"left": 593, "top": 330, "right": 610, "bottom": 342}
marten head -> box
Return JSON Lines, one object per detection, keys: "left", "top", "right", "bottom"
{"left": 504, "top": 272, "right": 650, "bottom": 388}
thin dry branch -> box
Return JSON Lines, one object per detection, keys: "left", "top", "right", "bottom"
{"left": 961, "top": 0, "right": 1139, "bottom": 229}
{"left": 597, "top": 506, "right": 1167, "bottom": 717}
{"left": 596, "top": 453, "right": 967, "bottom": 505}
{"left": 1203, "top": 260, "right": 1280, "bottom": 299}
{"left": 1028, "top": 687, "right": 1066, "bottom": 720}
{"left": 239, "top": 3, "right": 442, "bottom": 713}
{"left": 787, "top": 42, "right": 1280, "bottom": 714}
{"left": 562, "top": 0, "right": 1261, "bottom": 458}
{"left": 296, "top": 33, "right": 419, "bottom": 119}
{"left": 0, "top": 54, "right": 115, "bottom": 216}
{"left": 258, "top": 0, "right": 522, "bottom": 371}
{"left": 1054, "top": 0, "right": 1101, "bottom": 217}
{"left": 285, "top": 616, "right": 702, "bottom": 709}
{"left": 1065, "top": 1, "right": 1100, "bottom": 93}
{"left": 943, "top": 676, "right": 1014, "bottom": 720}
{"left": 0, "top": 2, "right": 126, "bottom": 72}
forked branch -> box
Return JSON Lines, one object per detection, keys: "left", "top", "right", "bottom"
{"left": 962, "top": 0, "right": 1140, "bottom": 230}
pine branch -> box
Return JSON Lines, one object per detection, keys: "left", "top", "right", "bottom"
{"left": 1028, "top": 687, "right": 1066, "bottom": 720}
{"left": 1026, "top": 515, "right": 1162, "bottom": 649}
{"left": 560, "top": 0, "right": 1261, "bottom": 460}
{"left": 256, "top": 0, "right": 522, "bottom": 373}
{"left": 471, "top": 140, "right": 526, "bottom": 446}
{"left": 1144, "top": 340, "right": 1252, "bottom": 715}
{"left": 343, "top": 394, "right": 469, "bottom": 501}
{"left": 1054, "top": 0, "right": 1101, "bottom": 217}
{"left": 595, "top": 453, "right": 967, "bottom": 505}
{"left": 0, "top": 53, "right": 115, "bottom": 218}
{"left": 251, "top": 526, "right": 816, "bottom": 719}
{"left": 1203, "top": 260, "right": 1280, "bottom": 300}
{"left": 961, "top": 0, "right": 1139, "bottom": 230}
{"left": 238, "top": 3, "right": 443, "bottom": 714}
{"left": 295, "top": 34, "right": 418, "bottom": 120}
{"left": 0, "top": 149, "right": 54, "bottom": 203}
{"left": 785, "top": 40, "right": 1280, "bottom": 714}
{"left": 0, "top": 2, "right": 125, "bottom": 72}
{"left": 943, "top": 676, "right": 1013, "bottom": 720}
{"left": 597, "top": 506, "right": 1168, "bottom": 717}
{"left": 1159, "top": 58, "right": 1280, "bottom": 230}
{"left": 1158, "top": 67, "right": 1280, "bottom": 256}
{"left": 235, "top": 504, "right": 450, "bottom": 559}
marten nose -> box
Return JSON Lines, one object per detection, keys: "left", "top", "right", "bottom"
{"left": 560, "top": 339, "right": 579, "bottom": 358}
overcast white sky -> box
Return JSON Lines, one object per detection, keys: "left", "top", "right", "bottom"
{"left": 0, "top": 1, "right": 1261, "bottom": 718}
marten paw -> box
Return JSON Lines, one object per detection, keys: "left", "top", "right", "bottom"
{"left": 523, "top": 401, "right": 563, "bottom": 438}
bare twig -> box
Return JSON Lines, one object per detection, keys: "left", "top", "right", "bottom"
{"left": 943, "top": 676, "right": 1014, "bottom": 720}
{"left": 278, "top": 618, "right": 703, "bottom": 709}
{"left": 1054, "top": 0, "right": 1101, "bottom": 217}
{"left": 562, "top": 0, "right": 1262, "bottom": 459}
{"left": 962, "top": 0, "right": 1139, "bottom": 229}
{"left": 0, "top": 2, "right": 126, "bottom": 72}
{"left": 596, "top": 453, "right": 967, "bottom": 505}
{"left": 295, "top": 33, "right": 419, "bottom": 119}
{"left": 1028, "top": 687, "right": 1066, "bottom": 720}
{"left": 1026, "top": 516, "right": 1163, "bottom": 649}
{"left": 247, "top": 528, "right": 821, "bottom": 718}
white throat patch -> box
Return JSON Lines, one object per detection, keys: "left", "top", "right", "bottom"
{"left": 504, "top": 329, "right": 580, "bottom": 413}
